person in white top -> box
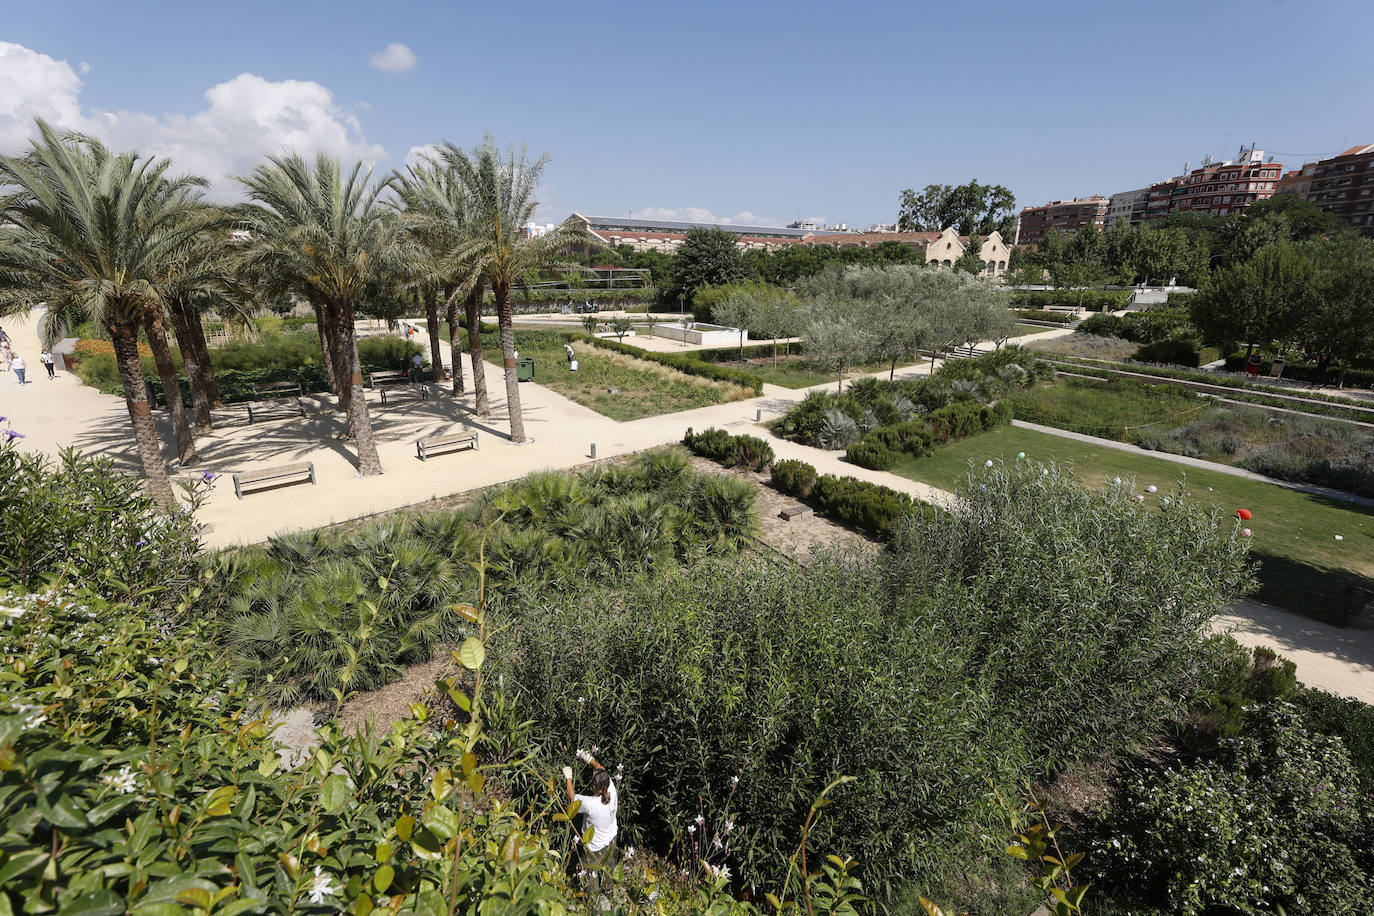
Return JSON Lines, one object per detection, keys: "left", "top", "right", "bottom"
{"left": 11, "top": 353, "right": 26, "bottom": 385}
{"left": 562, "top": 749, "right": 618, "bottom": 896}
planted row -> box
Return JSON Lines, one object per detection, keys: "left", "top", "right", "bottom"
{"left": 847, "top": 400, "right": 1012, "bottom": 471}
{"left": 769, "top": 457, "right": 930, "bottom": 540}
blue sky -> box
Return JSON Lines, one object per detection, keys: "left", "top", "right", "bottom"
{"left": 3, "top": 0, "right": 1371, "bottom": 227}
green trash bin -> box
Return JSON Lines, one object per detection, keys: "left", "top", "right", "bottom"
{"left": 516, "top": 357, "right": 535, "bottom": 382}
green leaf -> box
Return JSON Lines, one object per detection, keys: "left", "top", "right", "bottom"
{"left": 0, "top": 850, "right": 49, "bottom": 886}
{"left": 85, "top": 796, "right": 133, "bottom": 825}
{"left": 320, "top": 773, "right": 353, "bottom": 813}
{"left": 375, "top": 841, "right": 392, "bottom": 863}
{"left": 395, "top": 815, "right": 415, "bottom": 841}
{"left": 1004, "top": 844, "right": 1028, "bottom": 860}
{"left": 36, "top": 791, "right": 86, "bottom": 829}
{"left": 457, "top": 637, "right": 485, "bottom": 671}
{"left": 57, "top": 890, "right": 123, "bottom": 916}
{"left": 426, "top": 803, "right": 461, "bottom": 840}
{"left": 374, "top": 864, "right": 394, "bottom": 893}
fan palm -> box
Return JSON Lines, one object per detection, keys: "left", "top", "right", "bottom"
{"left": 431, "top": 136, "right": 597, "bottom": 442}
{"left": 389, "top": 159, "right": 490, "bottom": 409}
{"left": 236, "top": 154, "right": 421, "bottom": 476}
{"left": 0, "top": 120, "right": 211, "bottom": 506}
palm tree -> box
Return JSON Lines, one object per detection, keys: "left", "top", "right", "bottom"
{"left": 0, "top": 120, "right": 209, "bottom": 507}
{"left": 389, "top": 161, "right": 489, "bottom": 409}
{"left": 235, "top": 154, "right": 420, "bottom": 476}
{"left": 432, "top": 137, "right": 595, "bottom": 442}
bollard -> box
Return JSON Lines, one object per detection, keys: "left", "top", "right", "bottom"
{"left": 590, "top": 443, "right": 597, "bottom": 459}
{"left": 756, "top": 408, "right": 762, "bottom": 421}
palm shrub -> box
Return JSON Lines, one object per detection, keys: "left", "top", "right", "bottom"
{"left": 217, "top": 528, "right": 465, "bottom": 707}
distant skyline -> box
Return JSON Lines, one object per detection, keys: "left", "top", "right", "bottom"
{"left": 2, "top": 0, "right": 1371, "bottom": 228}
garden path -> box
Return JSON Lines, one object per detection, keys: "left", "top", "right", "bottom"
{"left": 1012, "top": 419, "right": 1374, "bottom": 510}
{"left": 7, "top": 308, "right": 1370, "bottom": 703}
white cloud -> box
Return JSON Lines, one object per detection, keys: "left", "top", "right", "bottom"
{"left": 632, "top": 206, "right": 783, "bottom": 227}
{"left": 0, "top": 42, "right": 86, "bottom": 150}
{"left": 369, "top": 43, "right": 417, "bottom": 74}
{"left": 78, "top": 61, "right": 92, "bottom": 75}
{"left": 404, "top": 143, "right": 440, "bottom": 167}
{"left": 0, "top": 42, "right": 386, "bottom": 198}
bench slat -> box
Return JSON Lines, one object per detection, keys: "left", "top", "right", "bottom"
{"left": 232, "top": 462, "right": 316, "bottom": 498}
{"left": 416, "top": 431, "right": 478, "bottom": 461}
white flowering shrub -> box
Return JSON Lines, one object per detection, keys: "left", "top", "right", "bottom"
{"left": 1092, "top": 705, "right": 1374, "bottom": 913}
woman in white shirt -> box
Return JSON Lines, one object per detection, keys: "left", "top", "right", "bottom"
{"left": 562, "top": 750, "right": 618, "bottom": 895}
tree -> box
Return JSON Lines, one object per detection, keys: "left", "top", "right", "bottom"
{"left": 1190, "top": 241, "right": 1315, "bottom": 359}
{"left": 667, "top": 226, "right": 754, "bottom": 305}
{"left": 953, "top": 234, "right": 984, "bottom": 275}
{"left": 609, "top": 316, "right": 634, "bottom": 343}
{"left": 897, "top": 180, "right": 1016, "bottom": 236}
{"left": 237, "top": 154, "right": 418, "bottom": 476}
{"left": 0, "top": 120, "right": 210, "bottom": 507}
{"left": 706, "top": 292, "right": 754, "bottom": 361}
{"left": 581, "top": 315, "right": 601, "bottom": 336}
{"left": 434, "top": 137, "right": 594, "bottom": 443}
{"left": 1297, "top": 237, "right": 1374, "bottom": 387}
{"left": 803, "top": 311, "right": 867, "bottom": 391}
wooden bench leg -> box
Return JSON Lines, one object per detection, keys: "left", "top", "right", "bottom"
{"left": 233, "top": 475, "right": 244, "bottom": 499}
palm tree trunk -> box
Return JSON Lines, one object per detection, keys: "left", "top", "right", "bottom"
{"left": 494, "top": 281, "right": 527, "bottom": 442}
{"left": 167, "top": 298, "right": 214, "bottom": 431}
{"left": 313, "top": 299, "right": 338, "bottom": 394}
{"left": 325, "top": 305, "right": 354, "bottom": 416}
{"left": 465, "top": 288, "right": 489, "bottom": 416}
{"left": 184, "top": 307, "right": 222, "bottom": 407}
{"left": 143, "top": 311, "right": 200, "bottom": 467}
{"left": 111, "top": 323, "right": 177, "bottom": 509}
{"left": 337, "top": 301, "right": 382, "bottom": 475}
{"left": 445, "top": 299, "right": 465, "bottom": 396}
{"left": 425, "top": 286, "right": 445, "bottom": 384}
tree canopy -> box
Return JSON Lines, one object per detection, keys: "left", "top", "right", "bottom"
{"left": 667, "top": 226, "right": 755, "bottom": 304}
{"left": 897, "top": 180, "right": 1016, "bottom": 237}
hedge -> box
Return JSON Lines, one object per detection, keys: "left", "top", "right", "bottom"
{"left": 589, "top": 337, "right": 764, "bottom": 395}
{"left": 689, "top": 340, "right": 804, "bottom": 363}
{"left": 1012, "top": 309, "right": 1076, "bottom": 324}
{"left": 1133, "top": 338, "right": 1201, "bottom": 368}
{"left": 845, "top": 400, "right": 1013, "bottom": 470}
{"left": 681, "top": 427, "right": 774, "bottom": 471}
{"left": 1009, "top": 289, "right": 1132, "bottom": 311}
{"left": 1222, "top": 354, "right": 1374, "bottom": 390}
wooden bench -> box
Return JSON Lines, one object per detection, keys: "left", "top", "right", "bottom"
{"left": 367, "top": 370, "right": 406, "bottom": 388}
{"left": 247, "top": 380, "right": 306, "bottom": 423}
{"left": 417, "top": 430, "right": 478, "bottom": 461}
{"left": 232, "top": 462, "right": 316, "bottom": 499}
{"left": 377, "top": 376, "right": 430, "bottom": 405}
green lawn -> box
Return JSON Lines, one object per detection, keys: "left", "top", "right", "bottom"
{"left": 889, "top": 425, "right": 1374, "bottom": 625}
{"left": 479, "top": 330, "right": 751, "bottom": 421}
{"left": 1013, "top": 322, "right": 1059, "bottom": 337}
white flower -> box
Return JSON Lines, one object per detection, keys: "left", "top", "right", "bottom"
{"left": 688, "top": 824, "right": 696, "bottom": 835}
{"left": 713, "top": 835, "right": 723, "bottom": 849}
{"left": 730, "top": 775, "right": 739, "bottom": 787}
{"left": 307, "top": 866, "right": 337, "bottom": 905}
{"left": 625, "top": 846, "right": 636, "bottom": 859}
{"left": 695, "top": 814, "right": 705, "bottom": 826}
{"left": 705, "top": 863, "right": 732, "bottom": 882}
{"left": 102, "top": 765, "right": 137, "bottom": 794}
{"left": 724, "top": 819, "right": 734, "bottom": 831}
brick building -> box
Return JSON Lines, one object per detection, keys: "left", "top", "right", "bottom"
{"left": 1164, "top": 148, "right": 1284, "bottom": 218}
{"left": 1304, "top": 144, "right": 1374, "bottom": 234}
{"left": 1014, "top": 197, "right": 1109, "bottom": 245}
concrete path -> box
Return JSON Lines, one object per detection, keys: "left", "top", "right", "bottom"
{"left": 1012, "top": 420, "right": 1374, "bottom": 509}
{"left": 1218, "top": 601, "right": 1374, "bottom": 704}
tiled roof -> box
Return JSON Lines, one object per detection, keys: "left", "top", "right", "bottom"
{"left": 1335, "top": 144, "right": 1374, "bottom": 158}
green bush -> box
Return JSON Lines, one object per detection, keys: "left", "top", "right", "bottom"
{"left": 1010, "top": 289, "right": 1132, "bottom": 311}
{"left": 1132, "top": 337, "right": 1200, "bottom": 367}
{"left": 845, "top": 436, "right": 898, "bottom": 470}
{"left": 501, "top": 464, "right": 1254, "bottom": 903}
{"left": 770, "top": 459, "right": 818, "bottom": 498}
{"left": 1013, "top": 308, "right": 1075, "bottom": 324}
{"left": 681, "top": 427, "right": 774, "bottom": 471}
{"left": 810, "top": 474, "right": 916, "bottom": 539}
{"left": 1221, "top": 353, "right": 1374, "bottom": 389}
{"left": 1294, "top": 688, "right": 1374, "bottom": 791}
{"left": 0, "top": 441, "right": 204, "bottom": 612}
{"left": 1093, "top": 705, "right": 1374, "bottom": 914}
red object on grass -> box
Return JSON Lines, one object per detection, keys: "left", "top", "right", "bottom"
{"left": 1236, "top": 509, "right": 1253, "bottom": 520}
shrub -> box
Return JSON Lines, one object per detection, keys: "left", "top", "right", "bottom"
{"left": 1013, "top": 308, "right": 1075, "bottom": 324}
{"left": 1132, "top": 337, "right": 1200, "bottom": 367}
{"left": 810, "top": 474, "right": 915, "bottom": 539}
{"left": 1093, "top": 705, "right": 1374, "bottom": 914}
{"left": 770, "top": 459, "right": 818, "bottom": 499}
{"left": 1294, "top": 688, "right": 1374, "bottom": 791}
{"left": 501, "top": 464, "right": 1254, "bottom": 903}
{"left": 1077, "top": 313, "right": 1125, "bottom": 338}
{"left": 1010, "top": 289, "right": 1131, "bottom": 312}
{"left": 846, "top": 436, "right": 898, "bottom": 470}
{"left": 0, "top": 441, "right": 204, "bottom": 612}
{"left": 681, "top": 427, "right": 774, "bottom": 471}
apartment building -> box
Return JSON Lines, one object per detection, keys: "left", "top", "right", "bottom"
{"left": 1305, "top": 144, "right": 1374, "bottom": 234}
{"left": 1107, "top": 186, "right": 1152, "bottom": 227}
{"left": 1014, "top": 197, "right": 1109, "bottom": 245}
{"left": 1167, "top": 148, "right": 1284, "bottom": 218}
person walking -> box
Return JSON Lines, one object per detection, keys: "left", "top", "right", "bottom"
{"left": 40, "top": 350, "right": 55, "bottom": 379}
{"left": 0, "top": 340, "right": 11, "bottom": 374}
{"left": 12, "top": 353, "right": 26, "bottom": 385}
{"left": 563, "top": 749, "right": 618, "bottom": 900}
